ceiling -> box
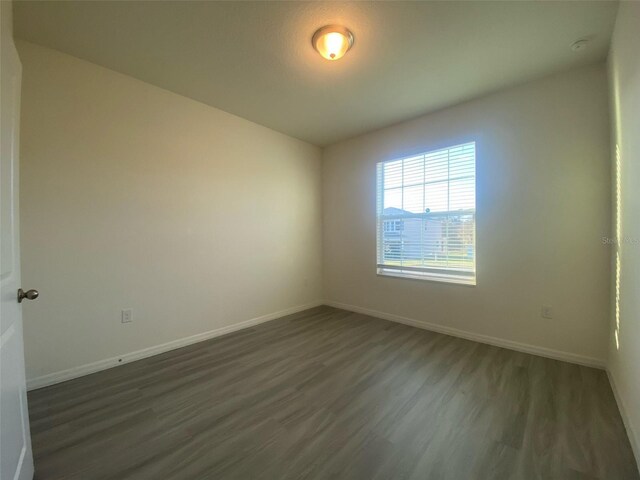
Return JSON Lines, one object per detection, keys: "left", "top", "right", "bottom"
{"left": 14, "top": 1, "right": 618, "bottom": 146}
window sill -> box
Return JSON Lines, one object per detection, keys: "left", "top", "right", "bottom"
{"left": 377, "top": 268, "right": 476, "bottom": 286}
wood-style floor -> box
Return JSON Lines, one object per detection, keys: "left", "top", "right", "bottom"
{"left": 28, "top": 306, "right": 639, "bottom": 480}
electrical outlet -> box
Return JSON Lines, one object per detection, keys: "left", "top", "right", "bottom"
{"left": 121, "top": 309, "right": 133, "bottom": 323}
{"left": 541, "top": 305, "right": 553, "bottom": 319}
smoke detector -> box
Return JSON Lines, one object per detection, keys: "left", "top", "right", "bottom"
{"left": 571, "top": 39, "right": 589, "bottom": 52}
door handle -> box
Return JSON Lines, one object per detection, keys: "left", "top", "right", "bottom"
{"left": 18, "top": 289, "right": 39, "bottom": 303}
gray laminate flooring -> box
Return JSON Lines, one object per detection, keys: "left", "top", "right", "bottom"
{"left": 28, "top": 306, "right": 639, "bottom": 479}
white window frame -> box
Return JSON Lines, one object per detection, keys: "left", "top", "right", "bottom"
{"left": 376, "top": 142, "right": 476, "bottom": 286}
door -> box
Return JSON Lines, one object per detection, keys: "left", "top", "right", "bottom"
{"left": 1, "top": 1, "right": 35, "bottom": 479}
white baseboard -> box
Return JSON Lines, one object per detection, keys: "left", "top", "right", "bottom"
{"left": 607, "top": 369, "right": 640, "bottom": 470}
{"left": 324, "top": 300, "right": 606, "bottom": 369}
{"left": 27, "top": 299, "right": 607, "bottom": 391}
{"left": 27, "top": 301, "right": 323, "bottom": 391}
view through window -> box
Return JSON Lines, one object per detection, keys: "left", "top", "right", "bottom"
{"left": 376, "top": 142, "right": 476, "bottom": 284}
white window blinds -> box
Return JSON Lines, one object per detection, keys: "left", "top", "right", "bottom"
{"left": 376, "top": 142, "right": 476, "bottom": 284}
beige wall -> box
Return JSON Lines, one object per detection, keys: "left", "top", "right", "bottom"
{"left": 18, "top": 38, "right": 617, "bottom": 394}
{"left": 608, "top": 1, "right": 640, "bottom": 462}
{"left": 323, "top": 64, "right": 611, "bottom": 365}
{"left": 18, "top": 41, "right": 323, "bottom": 385}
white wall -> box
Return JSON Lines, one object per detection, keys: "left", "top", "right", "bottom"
{"left": 607, "top": 0, "right": 640, "bottom": 463}
{"left": 18, "top": 37, "right": 618, "bottom": 394}
{"left": 18, "top": 41, "right": 323, "bottom": 386}
{"left": 323, "top": 63, "right": 611, "bottom": 366}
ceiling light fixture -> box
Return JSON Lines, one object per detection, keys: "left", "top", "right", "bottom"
{"left": 312, "top": 25, "right": 354, "bottom": 61}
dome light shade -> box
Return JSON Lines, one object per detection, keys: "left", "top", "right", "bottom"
{"left": 312, "top": 25, "right": 354, "bottom": 61}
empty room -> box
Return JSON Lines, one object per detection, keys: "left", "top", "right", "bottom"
{"left": 1, "top": 0, "right": 639, "bottom": 479}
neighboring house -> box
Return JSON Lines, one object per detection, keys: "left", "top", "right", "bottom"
{"left": 381, "top": 207, "right": 444, "bottom": 260}
{"left": 381, "top": 207, "right": 474, "bottom": 267}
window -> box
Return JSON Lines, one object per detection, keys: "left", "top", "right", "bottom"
{"left": 383, "top": 220, "right": 403, "bottom": 233}
{"left": 376, "top": 142, "right": 476, "bottom": 285}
